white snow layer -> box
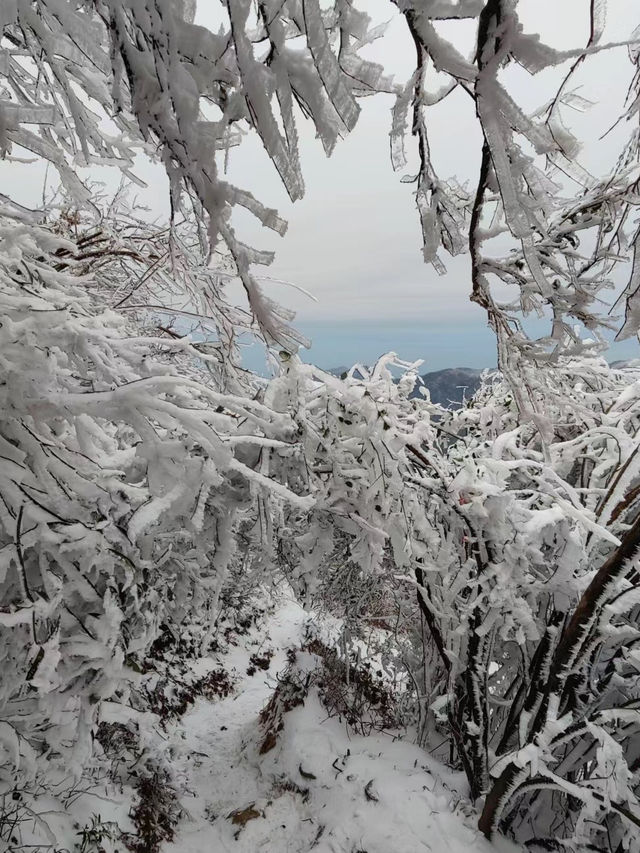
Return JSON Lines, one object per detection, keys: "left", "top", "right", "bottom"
{"left": 161, "top": 598, "right": 521, "bottom": 853}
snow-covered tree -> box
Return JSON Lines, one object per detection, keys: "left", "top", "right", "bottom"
{"left": 3, "top": 1, "right": 639, "bottom": 365}
{"left": 0, "top": 197, "right": 318, "bottom": 844}
{"left": 270, "top": 352, "right": 640, "bottom": 850}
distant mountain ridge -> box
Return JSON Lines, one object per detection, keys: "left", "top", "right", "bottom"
{"left": 410, "top": 367, "right": 485, "bottom": 407}
{"left": 327, "top": 365, "right": 487, "bottom": 408}
{"left": 328, "top": 358, "right": 640, "bottom": 409}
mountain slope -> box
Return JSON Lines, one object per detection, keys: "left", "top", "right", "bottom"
{"left": 411, "top": 367, "right": 485, "bottom": 406}
{"left": 329, "top": 366, "right": 486, "bottom": 408}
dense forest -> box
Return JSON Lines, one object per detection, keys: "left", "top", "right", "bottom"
{"left": 1, "top": 2, "right": 640, "bottom": 851}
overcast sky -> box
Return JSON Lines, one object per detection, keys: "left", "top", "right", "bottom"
{"left": 2, "top": 0, "right": 639, "bottom": 372}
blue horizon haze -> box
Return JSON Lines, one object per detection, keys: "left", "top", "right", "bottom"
{"left": 235, "top": 319, "right": 640, "bottom": 376}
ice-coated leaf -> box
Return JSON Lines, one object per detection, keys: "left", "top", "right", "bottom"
{"left": 339, "top": 53, "right": 395, "bottom": 95}
{"left": 232, "top": 188, "right": 288, "bottom": 235}
{"left": 228, "top": 0, "right": 305, "bottom": 201}
{"left": 0, "top": 101, "right": 56, "bottom": 125}
{"left": 591, "top": 0, "right": 607, "bottom": 45}
{"left": 417, "top": 188, "right": 446, "bottom": 274}
{"left": 302, "top": 0, "right": 360, "bottom": 132}
{"left": 390, "top": 72, "right": 417, "bottom": 172}
{"left": 476, "top": 86, "right": 530, "bottom": 240}
{"left": 616, "top": 228, "right": 640, "bottom": 339}
{"left": 410, "top": 15, "right": 476, "bottom": 82}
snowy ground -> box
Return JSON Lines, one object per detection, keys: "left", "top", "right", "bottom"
{"left": 161, "top": 595, "right": 521, "bottom": 853}
{"left": 10, "top": 593, "right": 521, "bottom": 853}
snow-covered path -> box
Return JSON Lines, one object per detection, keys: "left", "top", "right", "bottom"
{"left": 165, "top": 597, "right": 308, "bottom": 853}
{"left": 165, "top": 597, "right": 519, "bottom": 853}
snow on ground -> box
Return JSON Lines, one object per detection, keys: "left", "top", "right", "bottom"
{"left": 164, "top": 594, "right": 521, "bottom": 853}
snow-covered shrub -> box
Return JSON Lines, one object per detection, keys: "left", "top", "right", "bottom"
{"left": 75, "top": 814, "right": 121, "bottom": 853}
{"left": 123, "top": 770, "right": 182, "bottom": 853}
{"left": 304, "top": 635, "right": 401, "bottom": 736}
{"left": 386, "top": 359, "right": 640, "bottom": 850}
{"left": 258, "top": 649, "right": 312, "bottom": 755}
{"left": 0, "top": 207, "right": 311, "bottom": 842}
{"left": 94, "top": 717, "right": 181, "bottom": 853}
{"left": 260, "top": 352, "right": 640, "bottom": 849}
